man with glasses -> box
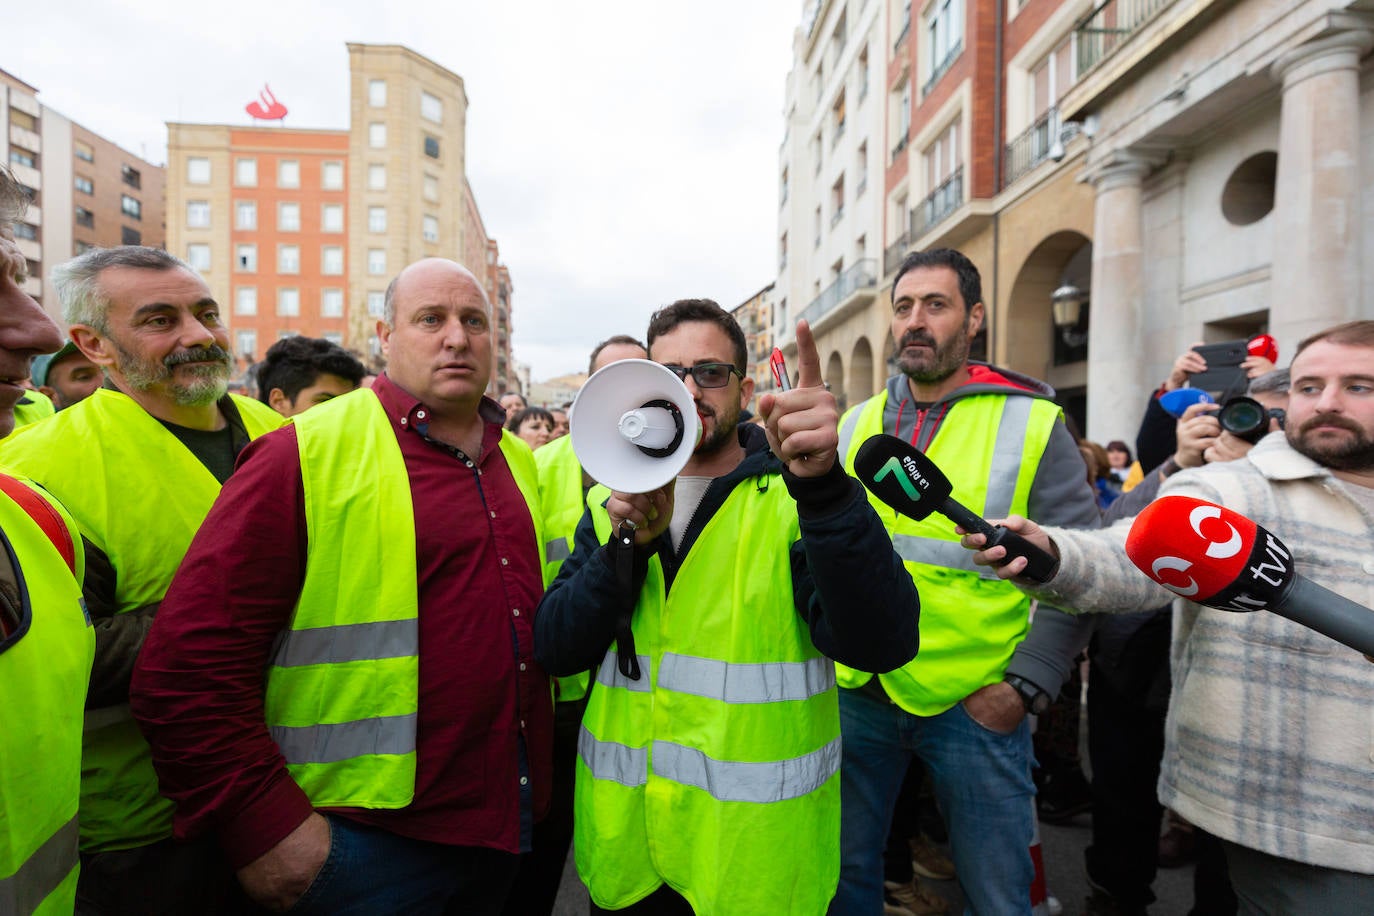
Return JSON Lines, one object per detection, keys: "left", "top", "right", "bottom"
{"left": 0, "top": 166, "right": 95, "bottom": 915}
{"left": 535, "top": 298, "right": 919, "bottom": 914}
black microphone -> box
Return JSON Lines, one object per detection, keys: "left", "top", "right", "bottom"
{"left": 853, "top": 434, "right": 1060, "bottom": 584}
{"left": 1126, "top": 495, "right": 1374, "bottom": 657}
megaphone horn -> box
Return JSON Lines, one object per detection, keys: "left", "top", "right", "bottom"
{"left": 570, "top": 359, "right": 702, "bottom": 494}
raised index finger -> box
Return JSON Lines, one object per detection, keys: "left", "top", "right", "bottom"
{"left": 793, "top": 319, "right": 824, "bottom": 389}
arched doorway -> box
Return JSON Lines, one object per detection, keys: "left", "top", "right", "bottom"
{"left": 826, "top": 351, "right": 846, "bottom": 412}
{"left": 849, "top": 337, "right": 875, "bottom": 403}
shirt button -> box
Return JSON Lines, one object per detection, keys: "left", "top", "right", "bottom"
{"left": 501, "top": 557, "right": 509, "bottom": 566}
{"left": 400, "top": 417, "right": 407, "bottom": 425}
{"left": 490, "top": 511, "right": 497, "bottom": 519}
{"left": 466, "top": 460, "right": 474, "bottom": 468}
{"left": 519, "top": 776, "right": 528, "bottom": 786}
{"left": 417, "top": 410, "right": 427, "bottom": 419}
{"left": 519, "top": 662, "right": 527, "bottom": 671}
{"left": 520, "top": 719, "right": 526, "bottom": 729}
{"left": 512, "top": 608, "right": 520, "bottom": 616}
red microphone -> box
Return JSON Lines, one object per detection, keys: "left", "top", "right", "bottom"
{"left": 1125, "top": 495, "right": 1374, "bottom": 656}
{"left": 1247, "top": 333, "right": 1279, "bottom": 365}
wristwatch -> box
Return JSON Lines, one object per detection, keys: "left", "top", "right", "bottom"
{"left": 1003, "top": 674, "right": 1050, "bottom": 716}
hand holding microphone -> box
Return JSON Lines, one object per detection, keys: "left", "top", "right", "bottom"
{"left": 1126, "top": 495, "right": 1374, "bottom": 657}
{"left": 854, "top": 435, "right": 1060, "bottom": 584}
{"left": 759, "top": 320, "right": 839, "bottom": 478}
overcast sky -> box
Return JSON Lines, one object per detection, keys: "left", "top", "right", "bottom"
{"left": 10, "top": 0, "right": 798, "bottom": 379}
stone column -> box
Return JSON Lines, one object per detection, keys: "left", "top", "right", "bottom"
{"left": 1084, "top": 150, "right": 1164, "bottom": 442}
{"left": 1270, "top": 30, "right": 1374, "bottom": 347}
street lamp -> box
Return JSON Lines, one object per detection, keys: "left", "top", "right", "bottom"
{"left": 1051, "top": 284, "right": 1089, "bottom": 347}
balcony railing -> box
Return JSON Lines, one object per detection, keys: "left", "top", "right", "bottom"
{"left": 884, "top": 231, "right": 911, "bottom": 276}
{"left": 1003, "top": 107, "right": 1058, "bottom": 187}
{"left": 891, "top": 131, "right": 909, "bottom": 164}
{"left": 1076, "top": 0, "right": 1174, "bottom": 74}
{"left": 922, "top": 41, "right": 962, "bottom": 97}
{"left": 911, "top": 166, "right": 963, "bottom": 239}
{"left": 798, "top": 259, "right": 879, "bottom": 328}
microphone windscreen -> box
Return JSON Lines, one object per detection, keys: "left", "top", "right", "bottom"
{"left": 853, "top": 434, "right": 952, "bottom": 522}
{"left": 1158, "top": 387, "right": 1214, "bottom": 418}
{"left": 1125, "top": 495, "right": 1260, "bottom": 603}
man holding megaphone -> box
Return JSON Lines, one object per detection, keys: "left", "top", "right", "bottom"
{"left": 535, "top": 299, "right": 919, "bottom": 915}
{"left": 960, "top": 321, "right": 1374, "bottom": 910}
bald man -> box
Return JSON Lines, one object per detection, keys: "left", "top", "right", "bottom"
{"left": 131, "top": 259, "right": 551, "bottom": 915}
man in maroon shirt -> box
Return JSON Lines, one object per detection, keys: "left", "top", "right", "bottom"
{"left": 131, "top": 258, "right": 551, "bottom": 915}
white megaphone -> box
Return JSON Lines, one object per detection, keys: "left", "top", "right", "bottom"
{"left": 569, "top": 359, "right": 702, "bottom": 493}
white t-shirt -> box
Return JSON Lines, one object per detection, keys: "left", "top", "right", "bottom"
{"left": 670, "top": 476, "right": 714, "bottom": 553}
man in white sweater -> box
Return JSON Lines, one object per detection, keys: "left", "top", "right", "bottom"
{"left": 964, "top": 320, "right": 1374, "bottom": 913}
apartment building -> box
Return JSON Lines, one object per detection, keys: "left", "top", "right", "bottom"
{"left": 779, "top": 0, "right": 1374, "bottom": 440}
{"left": 166, "top": 43, "right": 517, "bottom": 394}
{"left": 775, "top": 0, "right": 888, "bottom": 412}
{"left": 1, "top": 68, "right": 165, "bottom": 322}
{"left": 732, "top": 282, "right": 777, "bottom": 395}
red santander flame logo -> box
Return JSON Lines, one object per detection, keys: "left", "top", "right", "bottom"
{"left": 1125, "top": 496, "right": 1258, "bottom": 602}
{"left": 245, "top": 84, "right": 288, "bottom": 121}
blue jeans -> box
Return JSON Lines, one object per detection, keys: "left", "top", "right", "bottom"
{"left": 287, "top": 816, "right": 520, "bottom": 915}
{"left": 829, "top": 686, "right": 1036, "bottom": 916}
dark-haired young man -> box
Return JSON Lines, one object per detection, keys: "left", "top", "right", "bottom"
{"left": 256, "top": 335, "right": 366, "bottom": 418}
{"left": 830, "top": 248, "right": 1101, "bottom": 915}
{"left": 536, "top": 299, "right": 919, "bottom": 914}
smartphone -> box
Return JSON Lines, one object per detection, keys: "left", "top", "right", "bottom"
{"left": 770, "top": 347, "right": 792, "bottom": 391}
{"left": 1188, "top": 340, "right": 1249, "bottom": 398}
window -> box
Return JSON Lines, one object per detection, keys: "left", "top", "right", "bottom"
{"left": 813, "top": 206, "right": 822, "bottom": 248}
{"left": 74, "top": 175, "right": 93, "bottom": 195}
{"left": 857, "top": 141, "right": 869, "bottom": 196}
{"left": 321, "top": 160, "right": 344, "bottom": 190}
{"left": 322, "top": 204, "right": 344, "bottom": 233}
{"left": 780, "top": 166, "right": 789, "bottom": 207}
{"left": 321, "top": 288, "right": 345, "bottom": 318}
{"left": 186, "top": 200, "right": 210, "bottom": 228}
{"left": 779, "top": 232, "right": 788, "bottom": 271}
{"left": 832, "top": 89, "right": 847, "bottom": 144}
{"left": 925, "top": 119, "right": 961, "bottom": 188}
{"left": 423, "top": 136, "right": 440, "bottom": 159}
{"left": 236, "top": 158, "right": 257, "bottom": 186}
{"left": 278, "top": 202, "right": 301, "bottom": 232}
{"left": 13, "top": 223, "right": 37, "bottom": 241}
{"left": 236, "top": 200, "right": 257, "bottom": 230}
{"left": 121, "top": 195, "right": 142, "bottom": 221}
{"left": 368, "top": 207, "right": 387, "bottom": 233}
{"left": 858, "top": 45, "right": 870, "bottom": 101}
{"left": 237, "top": 243, "right": 258, "bottom": 272}
{"left": 8, "top": 150, "right": 35, "bottom": 169}
{"left": 812, "top": 133, "right": 823, "bottom": 174}
{"left": 187, "top": 157, "right": 211, "bottom": 184}
{"left": 831, "top": 174, "right": 845, "bottom": 226}
{"left": 367, "top": 164, "right": 386, "bottom": 191}
{"left": 367, "top": 249, "right": 387, "bottom": 276}
{"left": 9, "top": 109, "right": 36, "bottom": 131}
{"left": 121, "top": 226, "right": 141, "bottom": 246}
{"left": 278, "top": 160, "right": 300, "bottom": 188}
{"left": 323, "top": 332, "right": 344, "bottom": 346}
{"left": 423, "top": 174, "right": 440, "bottom": 202}
{"left": 75, "top": 241, "right": 95, "bottom": 255}
{"left": 278, "top": 245, "right": 300, "bottom": 274}
{"left": 236, "top": 330, "right": 258, "bottom": 359}
{"left": 368, "top": 79, "right": 387, "bottom": 107}
{"left": 279, "top": 330, "right": 298, "bottom": 340}
{"left": 121, "top": 165, "right": 141, "bottom": 189}
{"left": 421, "top": 91, "right": 443, "bottom": 123}
{"left": 369, "top": 122, "right": 387, "bottom": 149}
{"left": 1030, "top": 37, "right": 1075, "bottom": 120}
{"left": 75, "top": 206, "right": 94, "bottom": 229}
{"left": 925, "top": 0, "right": 964, "bottom": 89}
{"left": 277, "top": 288, "right": 300, "bottom": 316}
{"left": 322, "top": 246, "right": 344, "bottom": 275}
{"left": 236, "top": 286, "right": 258, "bottom": 315}
{"left": 423, "top": 215, "right": 439, "bottom": 243}
{"left": 74, "top": 141, "right": 94, "bottom": 163}
{"left": 186, "top": 244, "right": 211, "bottom": 270}
{"left": 367, "top": 291, "right": 386, "bottom": 317}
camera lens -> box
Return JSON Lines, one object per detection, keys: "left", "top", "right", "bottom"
{"left": 1219, "top": 397, "right": 1267, "bottom": 444}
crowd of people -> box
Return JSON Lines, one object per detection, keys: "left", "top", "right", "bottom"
{"left": 2, "top": 156, "right": 1372, "bottom": 916}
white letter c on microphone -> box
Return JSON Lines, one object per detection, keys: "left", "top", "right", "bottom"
{"left": 1188, "top": 505, "right": 1242, "bottom": 560}
{"left": 1150, "top": 556, "right": 1200, "bottom": 597}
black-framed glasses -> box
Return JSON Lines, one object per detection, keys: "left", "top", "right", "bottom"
{"left": 662, "top": 362, "right": 743, "bottom": 389}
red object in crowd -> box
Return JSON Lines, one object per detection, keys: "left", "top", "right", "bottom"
{"left": 1247, "top": 333, "right": 1279, "bottom": 365}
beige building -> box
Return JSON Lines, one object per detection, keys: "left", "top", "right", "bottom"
{"left": 731, "top": 282, "right": 778, "bottom": 397}
{"left": 166, "top": 43, "right": 518, "bottom": 393}
{"left": 2, "top": 67, "right": 165, "bottom": 322}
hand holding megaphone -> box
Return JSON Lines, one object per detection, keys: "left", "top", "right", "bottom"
{"left": 758, "top": 320, "right": 839, "bottom": 478}
{"left": 605, "top": 483, "right": 675, "bottom": 547}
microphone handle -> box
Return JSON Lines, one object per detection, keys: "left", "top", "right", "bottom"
{"left": 1274, "top": 576, "right": 1374, "bottom": 657}
{"left": 938, "top": 499, "right": 1060, "bottom": 584}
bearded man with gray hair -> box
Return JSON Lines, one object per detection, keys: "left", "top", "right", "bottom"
{"left": 0, "top": 245, "right": 282, "bottom": 913}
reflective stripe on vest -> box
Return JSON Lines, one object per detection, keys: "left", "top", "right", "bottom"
{"left": 545, "top": 538, "right": 571, "bottom": 564}
{"left": 835, "top": 401, "right": 866, "bottom": 462}
{"left": 578, "top": 728, "right": 841, "bottom": 805}
{"left": 0, "top": 815, "right": 78, "bottom": 916}
{"left": 272, "top": 618, "right": 419, "bottom": 668}
{"left": 595, "top": 653, "right": 652, "bottom": 692}
{"left": 270, "top": 713, "right": 418, "bottom": 765}
{"left": 658, "top": 653, "right": 835, "bottom": 703}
